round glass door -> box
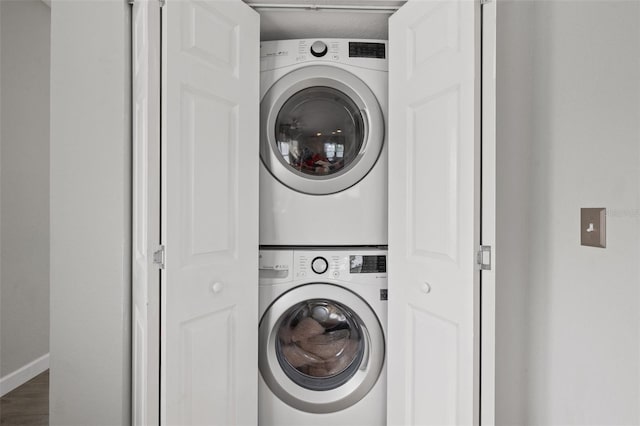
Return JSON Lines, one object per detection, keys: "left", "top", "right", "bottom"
{"left": 259, "top": 283, "right": 385, "bottom": 414}
{"left": 261, "top": 65, "right": 384, "bottom": 195}
{"left": 276, "top": 299, "right": 365, "bottom": 391}
{"left": 275, "top": 87, "right": 365, "bottom": 178}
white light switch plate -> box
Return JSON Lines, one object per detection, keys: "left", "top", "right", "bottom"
{"left": 581, "top": 208, "right": 606, "bottom": 248}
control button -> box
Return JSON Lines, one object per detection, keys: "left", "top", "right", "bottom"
{"left": 332, "top": 271, "right": 340, "bottom": 279}
{"left": 310, "top": 41, "right": 328, "bottom": 58}
{"left": 311, "top": 257, "right": 329, "bottom": 274}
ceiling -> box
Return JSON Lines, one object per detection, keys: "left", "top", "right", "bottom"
{"left": 244, "top": 0, "right": 406, "bottom": 41}
{"left": 244, "top": 0, "right": 406, "bottom": 8}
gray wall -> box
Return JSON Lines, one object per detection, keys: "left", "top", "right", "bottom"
{"left": 494, "top": 1, "right": 534, "bottom": 422}
{"left": 49, "top": 0, "right": 131, "bottom": 424}
{"left": 496, "top": 1, "right": 640, "bottom": 424}
{"left": 41, "top": 1, "right": 640, "bottom": 425}
{"left": 0, "top": 0, "right": 51, "bottom": 379}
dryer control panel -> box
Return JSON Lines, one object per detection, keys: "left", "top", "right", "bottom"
{"left": 260, "top": 39, "right": 388, "bottom": 72}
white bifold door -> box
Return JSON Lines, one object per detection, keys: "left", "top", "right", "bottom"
{"left": 162, "top": 0, "right": 259, "bottom": 424}
{"left": 387, "top": 0, "right": 482, "bottom": 425}
{"left": 133, "top": 0, "right": 490, "bottom": 424}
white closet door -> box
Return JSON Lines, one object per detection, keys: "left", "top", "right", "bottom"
{"left": 132, "top": 1, "right": 161, "bottom": 424}
{"left": 388, "top": 0, "right": 481, "bottom": 425}
{"left": 161, "top": 1, "right": 260, "bottom": 425}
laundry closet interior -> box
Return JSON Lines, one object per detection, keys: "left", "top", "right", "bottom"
{"left": 132, "top": 0, "right": 494, "bottom": 425}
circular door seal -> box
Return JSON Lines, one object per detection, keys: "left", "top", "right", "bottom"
{"left": 259, "top": 283, "right": 385, "bottom": 413}
{"left": 261, "top": 65, "right": 385, "bottom": 195}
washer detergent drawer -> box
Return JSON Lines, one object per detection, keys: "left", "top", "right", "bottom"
{"left": 259, "top": 250, "right": 293, "bottom": 284}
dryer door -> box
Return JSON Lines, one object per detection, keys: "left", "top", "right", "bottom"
{"left": 260, "top": 65, "right": 384, "bottom": 195}
{"left": 259, "top": 283, "right": 385, "bottom": 413}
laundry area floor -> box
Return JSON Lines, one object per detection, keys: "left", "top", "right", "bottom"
{"left": 0, "top": 371, "right": 49, "bottom": 426}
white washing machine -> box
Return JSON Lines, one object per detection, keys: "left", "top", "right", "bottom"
{"left": 260, "top": 39, "right": 388, "bottom": 246}
{"left": 258, "top": 248, "right": 387, "bottom": 426}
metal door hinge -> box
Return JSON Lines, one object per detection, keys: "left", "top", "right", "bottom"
{"left": 128, "top": 0, "right": 134, "bottom": 5}
{"left": 153, "top": 245, "right": 165, "bottom": 269}
{"left": 159, "top": 0, "right": 166, "bottom": 7}
{"left": 481, "top": 0, "right": 493, "bottom": 4}
{"left": 476, "top": 245, "right": 492, "bottom": 270}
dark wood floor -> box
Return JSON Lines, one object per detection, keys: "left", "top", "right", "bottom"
{"left": 0, "top": 370, "right": 49, "bottom": 426}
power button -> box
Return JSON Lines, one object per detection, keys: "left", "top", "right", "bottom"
{"left": 310, "top": 41, "right": 328, "bottom": 58}
{"left": 311, "top": 257, "right": 329, "bottom": 274}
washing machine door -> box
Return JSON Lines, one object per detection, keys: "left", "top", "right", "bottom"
{"left": 259, "top": 283, "right": 385, "bottom": 413}
{"left": 261, "top": 65, "right": 385, "bottom": 195}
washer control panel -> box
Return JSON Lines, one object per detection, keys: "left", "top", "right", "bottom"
{"left": 349, "top": 254, "right": 387, "bottom": 274}
{"left": 259, "top": 248, "right": 387, "bottom": 284}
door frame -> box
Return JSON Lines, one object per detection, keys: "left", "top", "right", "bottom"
{"left": 480, "top": 0, "right": 497, "bottom": 424}
{"left": 131, "top": 1, "right": 498, "bottom": 424}
{"left": 131, "top": 0, "right": 161, "bottom": 424}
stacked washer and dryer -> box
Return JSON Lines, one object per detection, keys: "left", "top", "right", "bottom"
{"left": 258, "top": 39, "right": 389, "bottom": 426}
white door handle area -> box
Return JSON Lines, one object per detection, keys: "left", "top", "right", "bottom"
{"left": 211, "top": 282, "right": 224, "bottom": 294}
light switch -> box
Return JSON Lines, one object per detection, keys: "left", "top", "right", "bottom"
{"left": 581, "top": 208, "right": 606, "bottom": 248}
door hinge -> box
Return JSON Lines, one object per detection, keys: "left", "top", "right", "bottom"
{"left": 128, "top": 0, "right": 134, "bottom": 5}
{"left": 153, "top": 245, "right": 165, "bottom": 269}
{"left": 481, "top": 0, "right": 493, "bottom": 4}
{"left": 476, "top": 245, "right": 492, "bottom": 270}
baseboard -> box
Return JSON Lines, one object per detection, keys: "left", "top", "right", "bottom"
{"left": 0, "top": 353, "right": 49, "bottom": 397}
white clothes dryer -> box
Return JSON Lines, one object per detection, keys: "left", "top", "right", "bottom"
{"left": 260, "top": 39, "right": 388, "bottom": 246}
{"left": 258, "top": 248, "right": 387, "bottom": 426}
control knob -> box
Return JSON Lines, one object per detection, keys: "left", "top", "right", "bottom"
{"left": 311, "top": 256, "right": 329, "bottom": 274}
{"left": 310, "top": 41, "right": 328, "bottom": 58}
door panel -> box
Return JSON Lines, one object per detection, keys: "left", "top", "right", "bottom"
{"left": 181, "top": 89, "right": 237, "bottom": 261}
{"left": 388, "top": 0, "right": 481, "bottom": 425}
{"left": 179, "top": 307, "right": 236, "bottom": 426}
{"left": 132, "top": 1, "right": 161, "bottom": 424}
{"left": 162, "top": 1, "right": 260, "bottom": 424}
{"left": 409, "top": 87, "right": 459, "bottom": 263}
{"left": 410, "top": 308, "right": 458, "bottom": 423}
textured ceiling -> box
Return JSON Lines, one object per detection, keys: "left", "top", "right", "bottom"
{"left": 244, "top": 0, "right": 406, "bottom": 41}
